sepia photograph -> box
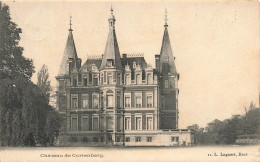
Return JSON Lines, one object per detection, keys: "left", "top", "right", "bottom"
{"left": 0, "top": 0, "right": 259, "bottom": 161}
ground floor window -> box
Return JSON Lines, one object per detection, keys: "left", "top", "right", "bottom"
{"left": 82, "top": 137, "right": 88, "bottom": 142}
{"left": 116, "top": 137, "right": 121, "bottom": 142}
{"left": 71, "top": 137, "right": 77, "bottom": 142}
{"left": 147, "top": 137, "right": 152, "bottom": 142}
{"left": 171, "top": 136, "right": 179, "bottom": 142}
{"left": 125, "top": 137, "right": 130, "bottom": 142}
{"left": 93, "top": 137, "right": 98, "bottom": 142}
{"left": 135, "top": 137, "right": 141, "bottom": 142}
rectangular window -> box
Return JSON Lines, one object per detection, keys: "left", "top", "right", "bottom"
{"left": 107, "top": 117, "right": 113, "bottom": 130}
{"left": 82, "top": 94, "right": 89, "bottom": 109}
{"left": 171, "top": 137, "right": 175, "bottom": 142}
{"left": 125, "top": 137, "right": 130, "bottom": 142}
{"left": 83, "top": 137, "right": 88, "bottom": 142}
{"left": 136, "top": 117, "right": 142, "bottom": 130}
{"left": 71, "top": 117, "right": 78, "bottom": 131}
{"left": 71, "top": 94, "right": 78, "bottom": 109}
{"left": 147, "top": 73, "right": 153, "bottom": 84}
{"left": 101, "top": 136, "right": 104, "bottom": 142}
{"left": 147, "top": 137, "right": 152, "bottom": 142}
{"left": 72, "top": 98, "right": 78, "bottom": 109}
{"left": 136, "top": 74, "right": 141, "bottom": 84}
{"left": 176, "top": 137, "right": 179, "bottom": 142}
{"left": 125, "top": 96, "right": 130, "bottom": 107}
{"left": 108, "top": 75, "right": 112, "bottom": 84}
{"left": 93, "top": 77, "right": 98, "bottom": 86}
{"left": 125, "top": 74, "right": 130, "bottom": 85}
{"left": 117, "top": 74, "right": 120, "bottom": 85}
{"left": 136, "top": 96, "right": 142, "bottom": 107}
{"left": 72, "top": 137, "right": 77, "bottom": 142}
{"left": 165, "top": 80, "right": 169, "bottom": 89}
{"left": 73, "top": 77, "right": 77, "bottom": 86}
{"left": 93, "top": 117, "right": 99, "bottom": 131}
{"left": 147, "top": 96, "right": 153, "bottom": 107}
{"left": 147, "top": 117, "right": 153, "bottom": 130}
{"left": 116, "top": 137, "right": 121, "bottom": 142}
{"left": 93, "top": 95, "right": 99, "bottom": 108}
{"left": 117, "top": 96, "right": 120, "bottom": 107}
{"left": 81, "top": 117, "right": 89, "bottom": 131}
{"left": 107, "top": 95, "right": 113, "bottom": 107}
{"left": 135, "top": 137, "right": 141, "bottom": 142}
{"left": 93, "top": 137, "right": 98, "bottom": 142}
{"left": 83, "top": 77, "right": 88, "bottom": 86}
{"left": 117, "top": 117, "right": 121, "bottom": 131}
{"left": 125, "top": 117, "right": 131, "bottom": 130}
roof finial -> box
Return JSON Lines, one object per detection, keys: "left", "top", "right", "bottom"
{"left": 110, "top": 2, "right": 113, "bottom": 14}
{"left": 164, "top": 9, "right": 168, "bottom": 27}
{"left": 69, "top": 16, "right": 73, "bottom": 31}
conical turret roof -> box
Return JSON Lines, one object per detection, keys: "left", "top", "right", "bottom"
{"left": 58, "top": 26, "right": 79, "bottom": 76}
{"left": 100, "top": 8, "right": 122, "bottom": 69}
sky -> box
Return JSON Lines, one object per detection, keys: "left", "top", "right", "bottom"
{"left": 4, "top": 0, "right": 260, "bottom": 128}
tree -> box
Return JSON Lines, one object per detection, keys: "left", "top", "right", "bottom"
{"left": 0, "top": 2, "right": 34, "bottom": 79}
{"left": 37, "top": 65, "right": 51, "bottom": 103}
{"left": 0, "top": 2, "right": 60, "bottom": 147}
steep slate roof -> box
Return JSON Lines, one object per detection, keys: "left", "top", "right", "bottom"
{"left": 58, "top": 28, "right": 79, "bottom": 76}
{"left": 159, "top": 23, "right": 177, "bottom": 75}
{"left": 80, "top": 58, "right": 102, "bottom": 72}
{"left": 100, "top": 8, "right": 123, "bottom": 69}
{"left": 80, "top": 54, "right": 147, "bottom": 79}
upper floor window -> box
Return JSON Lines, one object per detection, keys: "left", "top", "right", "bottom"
{"left": 93, "top": 77, "right": 98, "bottom": 86}
{"left": 164, "top": 79, "right": 169, "bottom": 89}
{"left": 71, "top": 94, "right": 78, "bottom": 109}
{"left": 147, "top": 116, "right": 153, "bottom": 130}
{"left": 146, "top": 93, "right": 153, "bottom": 107}
{"left": 117, "top": 74, "right": 121, "bottom": 85}
{"left": 92, "top": 94, "right": 99, "bottom": 108}
{"left": 125, "top": 117, "right": 131, "bottom": 130}
{"left": 125, "top": 74, "right": 130, "bottom": 85}
{"left": 83, "top": 76, "right": 88, "bottom": 86}
{"left": 73, "top": 76, "right": 77, "bottom": 86}
{"left": 147, "top": 73, "right": 153, "bottom": 84}
{"left": 136, "top": 116, "right": 142, "bottom": 130}
{"left": 107, "top": 73, "right": 113, "bottom": 84}
{"left": 135, "top": 93, "right": 142, "bottom": 108}
{"left": 125, "top": 96, "right": 131, "bottom": 108}
{"left": 107, "top": 95, "right": 113, "bottom": 107}
{"left": 136, "top": 74, "right": 141, "bottom": 84}
{"left": 82, "top": 94, "right": 89, "bottom": 109}
{"left": 117, "top": 96, "right": 121, "bottom": 107}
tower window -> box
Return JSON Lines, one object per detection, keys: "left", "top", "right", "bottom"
{"left": 107, "top": 95, "right": 113, "bottom": 107}
{"left": 93, "top": 95, "right": 99, "bottom": 108}
{"left": 164, "top": 79, "right": 169, "bottom": 89}
{"left": 107, "top": 74, "right": 112, "bottom": 84}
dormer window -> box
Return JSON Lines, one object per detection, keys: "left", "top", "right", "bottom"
{"left": 107, "top": 59, "right": 114, "bottom": 67}
{"left": 133, "top": 61, "right": 136, "bottom": 69}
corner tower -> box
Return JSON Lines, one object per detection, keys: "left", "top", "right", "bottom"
{"left": 99, "top": 7, "right": 124, "bottom": 144}
{"left": 158, "top": 10, "right": 179, "bottom": 129}
{"left": 56, "top": 17, "right": 81, "bottom": 112}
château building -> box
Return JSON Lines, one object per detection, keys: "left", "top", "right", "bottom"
{"left": 56, "top": 8, "right": 193, "bottom": 146}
